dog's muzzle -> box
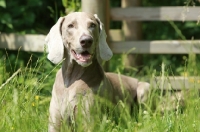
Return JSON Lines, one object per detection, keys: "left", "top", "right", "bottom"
{"left": 71, "top": 50, "right": 93, "bottom": 63}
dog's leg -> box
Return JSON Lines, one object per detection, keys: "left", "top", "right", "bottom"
{"left": 137, "top": 82, "right": 150, "bottom": 104}
{"left": 48, "top": 92, "right": 62, "bottom": 132}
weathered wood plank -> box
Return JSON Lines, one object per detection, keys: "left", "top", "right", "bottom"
{"left": 111, "top": 6, "right": 200, "bottom": 21}
{"left": 152, "top": 76, "right": 200, "bottom": 90}
{"left": 110, "top": 40, "right": 200, "bottom": 54}
{"left": 0, "top": 33, "right": 45, "bottom": 52}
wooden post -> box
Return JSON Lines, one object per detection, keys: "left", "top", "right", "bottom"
{"left": 122, "top": 0, "right": 143, "bottom": 73}
{"left": 82, "top": 0, "right": 110, "bottom": 71}
{"left": 82, "top": 0, "right": 109, "bottom": 31}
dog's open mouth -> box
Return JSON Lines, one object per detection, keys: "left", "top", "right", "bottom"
{"left": 71, "top": 50, "right": 93, "bottom": 62}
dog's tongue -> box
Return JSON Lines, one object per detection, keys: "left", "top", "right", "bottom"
{"left": 76, "top": 51, "right": 91, "bottom": 62}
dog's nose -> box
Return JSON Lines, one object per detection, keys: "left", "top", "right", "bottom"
{"left": 79, "top": 35, "right": 93, "bottom": 48}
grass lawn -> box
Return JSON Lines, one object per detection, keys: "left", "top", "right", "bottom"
{"left": 0, "top": 53, "right": 200, "bottom": 132}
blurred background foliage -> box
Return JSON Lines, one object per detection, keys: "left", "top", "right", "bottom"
{"left": 0, "top": 0, "right": 200, "bottom": 89}
{"left": 0, "top": 0, "right": 67, "bottom": 34}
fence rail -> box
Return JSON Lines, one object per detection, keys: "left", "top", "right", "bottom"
{"left": 111, "top": 6, "right": 200, "bottom": 21}
{"left": 110, "top": 40, "right": 200, "bottom": 54}
{"left": 0, "top": 33, "right": 45, "bottom": 52}
{"left": 152, "top": 76, "right": 200, "bottom": 90}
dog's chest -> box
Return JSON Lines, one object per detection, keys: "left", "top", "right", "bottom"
{"left": 59, "top": 80, "right": 95, "bottom": 118}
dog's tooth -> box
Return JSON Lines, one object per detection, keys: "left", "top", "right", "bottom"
{"left": 77, "top": 53, "right": 81, "bottom": 58}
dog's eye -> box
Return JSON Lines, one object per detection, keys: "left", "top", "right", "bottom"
{"left": 90, "top": 23, "right": 96, "bottom": 28}
{"left": 68, "top": 24, "right": 74, "bottom": 28}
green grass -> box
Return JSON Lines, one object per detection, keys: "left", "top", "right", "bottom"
{"left": 0, "top": 52, "right": 200, "bottom": 132}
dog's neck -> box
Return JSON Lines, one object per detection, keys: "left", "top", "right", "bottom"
{"left": 62, "top": 56, "right": 104, "bottom": 88}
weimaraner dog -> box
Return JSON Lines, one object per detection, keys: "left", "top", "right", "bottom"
{"left": 45, "top": 12, "right": 150, "bottom": 132}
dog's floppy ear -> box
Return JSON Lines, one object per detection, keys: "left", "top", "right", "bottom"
{"left": 45, "top": 17, "right": 65, "bottom": 64}
{"left": 94, "top": 14, "right": 113, "bottom": 61}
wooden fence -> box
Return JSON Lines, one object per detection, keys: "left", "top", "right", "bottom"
{"left": 0, "top": 0, "right": 200, "bottom": 89}
{"left": 110, "top": 6, "right": 200, "bottom": 54}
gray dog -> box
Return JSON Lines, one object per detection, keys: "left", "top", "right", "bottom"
{"left": 45, "top": 12, "right": 150, "bottom": 132}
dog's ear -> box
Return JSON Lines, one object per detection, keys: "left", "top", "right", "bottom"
{"left": 45, "top": 17, "right": 65, "bottom": 64}
{"left": 94, "top": 14, "right": 113, "bottom": 62}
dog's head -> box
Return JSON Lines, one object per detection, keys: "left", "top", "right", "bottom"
{"left": 45, "top": 12, "right": 113, "bottom": 67}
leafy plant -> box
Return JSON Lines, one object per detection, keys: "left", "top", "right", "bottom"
{"left": 0, "top": 0, "right": 64, "bottom": 34}
{"left": 62, "top": 0, "right": 81, "bottom": 14}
